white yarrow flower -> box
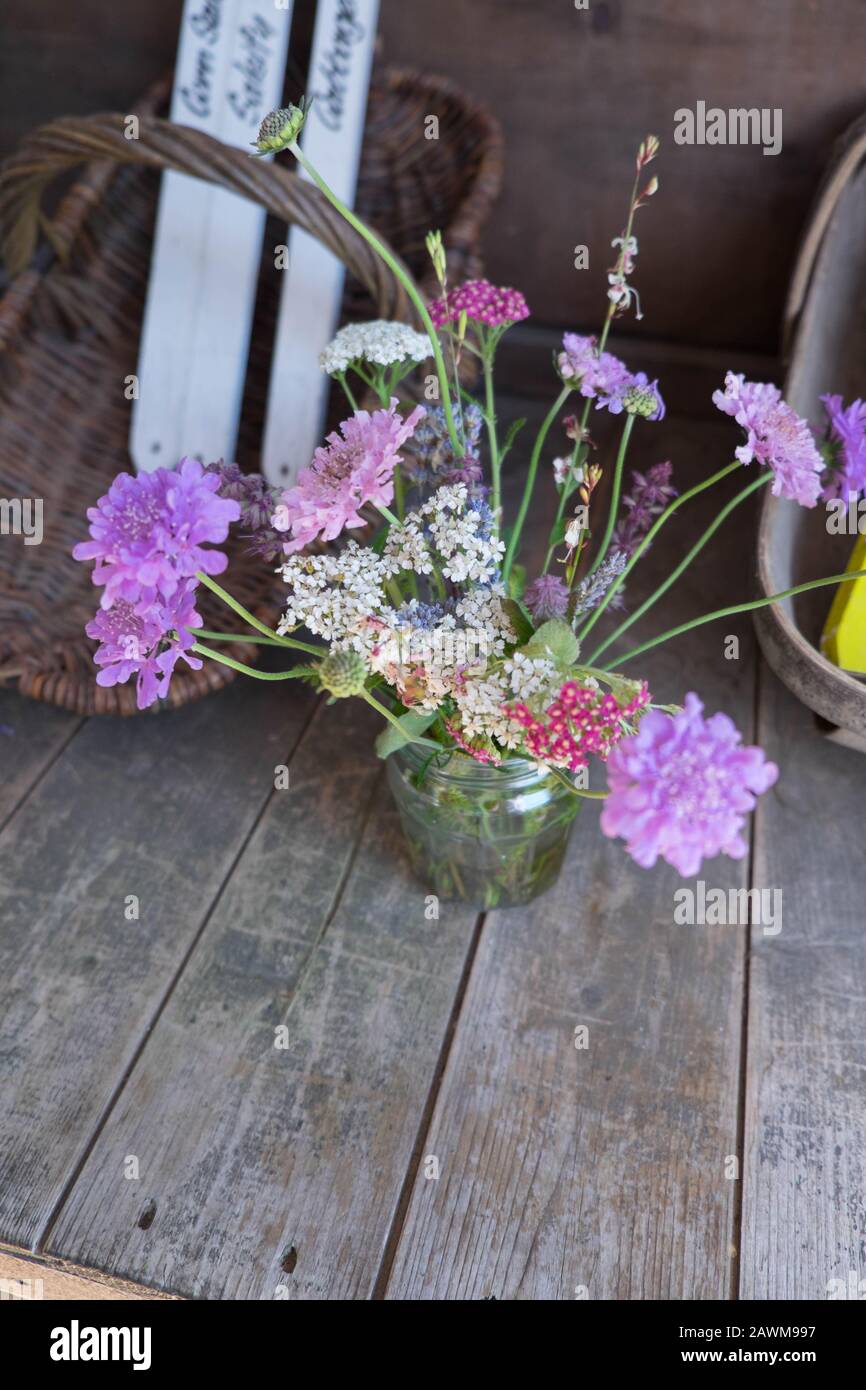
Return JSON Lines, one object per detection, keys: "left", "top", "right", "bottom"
{"left": 319, "top": 320, "right": 432, "bottom": 375}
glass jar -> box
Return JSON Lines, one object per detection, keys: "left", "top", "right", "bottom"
{"left": 386, "top": 745, "right": 581, "bottom": 909}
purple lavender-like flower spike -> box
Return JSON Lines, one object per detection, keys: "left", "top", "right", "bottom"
{"left": 601, "top": 691, "right": 778, "bottom": 875}
{"left": 570, "top": 551, "right": 628, "bottom": 618}
{"left": 612, "top": 460, "right": 676, "bottom": 556}
{"left": 205, "top": 461, "right": 285, "bottom": 562}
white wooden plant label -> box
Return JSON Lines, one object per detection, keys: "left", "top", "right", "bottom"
{"left": 260, "top": 0, "right": 380, "bottom": 485}
{"left": 130, "top": 0, "right": 293, "bottom": 473}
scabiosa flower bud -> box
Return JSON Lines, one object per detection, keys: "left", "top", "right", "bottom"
{"left": 317, "top": 649, "right": 368, "bottom": 698}
{"left": 623, "top": 378, "right": 665, "bottom": 419}
{"left": 253, "top": 101, "right": 309, "bottom": 155}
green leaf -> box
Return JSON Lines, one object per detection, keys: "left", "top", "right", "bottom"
{"left": 501, "top": 597, "right": 534, "bottom": 644}
{"left": 375, "top": 708, "right": 438, "bottom": 759}
{"left": 499, "top": 416, "right": 527, "bottom": 462}
{"left": 523, "top": 618, "right": 579, "bottom": 668}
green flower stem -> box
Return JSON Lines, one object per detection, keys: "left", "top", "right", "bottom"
{"left": 483, "top": 350, "right": 502, "bottom": 525}
{"left": 393, "top": 463, "right": 405, "bottom": 523}
{"left": 289, "top": 141, "right": 463, "bottom": 458}
{"left": 610, "top": 568, "right": 866, "bottom": 669}
{"left": 588, "top": 472, "right": 771, "bottom": 664}
{"left": 195, "top": 571, "right": 324, "bottom": 655}
{"left": 542, "top": 429, "right": 585, "bottom": 575}
{"left": 336, "top": 372, "right": 359, "bottom": 411}
{"left": 362, "top": 690, "right": 440, "bottom": 748}
{"left": 547, "top": 765, "right": 608, "bottom": 799}
{"left": 575, "top": 459, "right": 743, "bottom": 643}
{"left": 189, "top": 628, "right": 290, "bottom": 647}
{"left": 503, "top": 383, "right": 572, "bottom": 584}
{"left": 583, "top": 412, "right": 635, "bottom": 581}
{"left": 375, "top": 502, "right": 401, "bottom": 528}
{"left": 191, "top": 642, "right": 309, "bottom": 680}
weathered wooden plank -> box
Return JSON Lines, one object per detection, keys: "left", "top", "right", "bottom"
{"left": 44, "top": 695, "right": 481, "bottom": 1299}
{"left": 0, "top": 1245, "right": 180, "bottom": 1300}
{"left": 0, "top": 690, "right": 82, "bottom": 827}
{"left": 0, "top": 677, "right": 317, "bottom": 1250}
{"left": 739, "top": 671, "right": 866, "bottom": 1301}
{"left": 385, "top": 416, "right": 757, "bottom": 1299}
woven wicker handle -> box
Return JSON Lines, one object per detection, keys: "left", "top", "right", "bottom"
{"left": 782, "top": 110, "right": 866, "bottom": 362}
{"left": 0, "top": 109, "right": 417, "bottom": 322}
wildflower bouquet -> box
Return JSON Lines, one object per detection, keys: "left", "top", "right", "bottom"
{"left": 72, "top": 106, "right": 866, "bottom": 908}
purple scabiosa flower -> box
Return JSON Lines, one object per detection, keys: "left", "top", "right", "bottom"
{"left": 85, "top": 584, "right": 202, "bottom": 710}
{"left": 429, "top": 279, "right": 529, "bottom": 329}
{"left": 524, "top": 573, "right": 570, "bottom": 622}
{"left": 557, "top": 333, "right": 632, "bottom": 402}
{"left": 273, "top": 400, "right": 425, "bottom": 554}
{"left": 612, "top": 461, "right": 676, "bottom": 556}
{"left": 819, "top": 394, "right": 866, "bottom": 501}
{"left": 73, "top": 459, "right": 241, "bottom": 608}
{"left": 600, "top": 691, "right": 778, "bottom": 875}
{"left": 712, "top": 372, "right": 824, "bottom": 507}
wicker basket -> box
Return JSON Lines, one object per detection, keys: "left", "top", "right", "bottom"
{"left": 0, "top": 68, "right": 502, "bottom": 715}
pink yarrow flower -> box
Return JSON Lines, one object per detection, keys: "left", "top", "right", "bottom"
{"left": 712, "top": 372, "right": 824, "bottom": 507}
{"left": 429, "top": 279, "right": 530, "bottom": 329}
{"left": 273, "top": 400, "right": 425, "bottom": 553}
{"left": 505, "top": 679, "right": 650, "bottom": 773}
{"left": 601, "top": 692, "right": 778, "bottom": 875}
{"left": 72, "top": 459, "right": 240, "bottom": 609}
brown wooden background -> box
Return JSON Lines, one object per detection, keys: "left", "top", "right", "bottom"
{"left": 2, "top": 0, "right": 865, "bottom": 353}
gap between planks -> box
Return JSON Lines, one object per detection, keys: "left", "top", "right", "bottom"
{"left": 33, "top": 695, "right": 323, "bottom": 1258}
{"left": 371, "top": 907, "right": 489, "bottom": 1299}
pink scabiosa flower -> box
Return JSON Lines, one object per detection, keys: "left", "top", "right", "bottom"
{"left": 85, "top": 584, "right": 203, "bottom": 710}
{"left": 429, "top": 279, "right": 529, "bottom": 329}
{"left": 819, "top": 393, "right": 866, "bottom": 501}
{"left": 73, "top": 459, "right": 240, "bottom": 608}
{"left": 273, "top": 400, "right": 425, "bottom": 554}
{"left": 712, "top": 372, "right": 824, "bottom": 507}
{"left": 600, "top": 692, "right": 778, "bottom": 876}
{"left": 524, "top": 574, "right": 570, "bottom": 622}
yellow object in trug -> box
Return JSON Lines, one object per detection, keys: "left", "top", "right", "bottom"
{"left": 821, "top": 534, "right": 866, "bottom": 674}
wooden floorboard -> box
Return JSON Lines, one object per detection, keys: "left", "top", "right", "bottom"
{"left": 739, "top": 670, "right": 866, "bottom": 1300}
{"left": 0, "top": 677, "right": 317, "bottom": 1251}
{"left": 0, "top": 690, "right": 83, "bottom": 828}
{"left": 384, "top": 416, "right": 757, "bottom": 1299}
{"left": 43, "top": 698, "right": 482, "bottom": 1299}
